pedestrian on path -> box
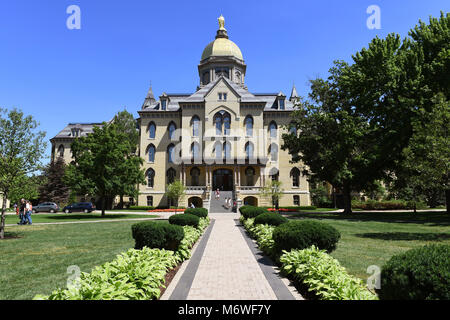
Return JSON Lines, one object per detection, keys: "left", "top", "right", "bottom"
{"left": 18, "top": 199, "right": 26, "bottom": 225}
{"left": 25, "top": 200, "right": 33, "bottom": 225}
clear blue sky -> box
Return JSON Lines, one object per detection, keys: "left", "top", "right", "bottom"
{"left": 0, "top": 0, "right": 448, "bottom": 161}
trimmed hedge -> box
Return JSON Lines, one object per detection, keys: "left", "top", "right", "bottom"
{"left": 351, "top": 200, "right": 428, "bottom": 210}
{"left": 378, "top": 244, "right": 450, "bottom": 300}
{"left": 239, "top": 205, "right": 269, "bottom": 219}
{"left": 128, "top": 206, "right": 155, "bottom": 211}
{"left": 273, "top": 220, "right": 341, "bottom": 254}
{"left": 169, "top": 214, "right": 200, "bottom": 227}
{"left": 264, "top": 206, "right": 317, "bottom": 211}
{"left": 131, "top": 221, "right": 184, "bottom": 250}
{"left": 254, "top": 213, "right": 288, "bottom": 226}
{"left": 184, "top": 208, "right": 208, "bottom": 218}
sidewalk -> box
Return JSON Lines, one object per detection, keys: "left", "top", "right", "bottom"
{"left": 163, "top": 212, "right": 302, "bottom": 300}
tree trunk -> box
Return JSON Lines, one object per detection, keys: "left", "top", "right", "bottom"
{"left": 101, "top": 196, "right": 106, "bottom": 217}
{"left": 0, "top": 193, "right": 8, "bottom": 239}
{"left": 118, "top": 194, "right": 124, "bottom": 209}
{"left": 343, "top": 183, "right": 352, "bottom": 214}
{"left": 446, "top": 189, "right": 450, "bottom": 215}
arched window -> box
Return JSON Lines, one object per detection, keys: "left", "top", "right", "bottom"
{"left": 214, "top": 141, "right": 223, "bottom": 161}
{"left": 269, "top": 167, "right": 279, "bottom": 181}
{"left": 168, "top": 122, "right": 177, "bottom": 140}
{"left": 245, "top": 167, "right": 255, "bottom": 186}
{"left": 148, "top": 122, "right": 156, "bottom": 139}
{"left": 269, "top": 143, "right": 278, "bottom": 162}
{"left": 167, "top": 168, "right": 176, "bottom": 184}
{"left": 245, "top": 142, "right": 254, "bottom": 160}
{"left": 213, "top": 111, "right": 231, "bottom": 135}
{"left": 191, "top": 116, "right": 200, "bottom": 137}
{"left": 269, "top": 121, "right": 278, "bottom": 139}
{"left": 224, "top": 141, "right": 231, "bottom": 160}
{"left": 147, "top": 169, "right": 155, "bottom": 188}
{"left": 58, "top": 145, "right": 64, "bottom": 158}
{"left": 244, "top": 116, "right": 253, "bottom": 137}
{"left": 190, "top": 167, "right": 200, "bottom": 186}
{"left": 167, "top": 144, "right": 175, "bottom": 163}
{"left": 147, "top": 144, "right": 156, "bottom": 163}
{"left": 191, "top": 142, "right": 200, "bottom": 161}
{"left": 290, "top": 168, "right": 300, "bottom": 187}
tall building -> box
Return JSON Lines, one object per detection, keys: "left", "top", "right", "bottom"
{"left": 51, "top": 16, "right": 310, "bottom": 209}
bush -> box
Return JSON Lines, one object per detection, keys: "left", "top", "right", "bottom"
{"left": 131, "top": 221, "right": 184, "bottom": 250}
{"left": 239, "top": 205, "right": 268, "bottom": 219}
{"left": 169, "top": 214, "right": 200, "bottom": 227}
{"left": 184, "top": 208, "right": 208, "bottom": 218}
{"left": 280, "top": 246, "right": 377, "bottom": 300}
{"left": 254, "top": 213, "right": 288, "bottom": 226}
{"left": 351, "top": 199, "right": 428, "bottom": 211}
{"left": 272, "top": 220, "right": 341, "bottom": 254}
{"left": 378, "top": 244, "right": 450, "bottom": 300}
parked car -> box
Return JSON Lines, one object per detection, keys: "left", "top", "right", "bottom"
{"left": 33, "top": 202, "right": 59, "bottom": 213}
{"left": 62, "top": 202, "right": 95, "bottom": 213}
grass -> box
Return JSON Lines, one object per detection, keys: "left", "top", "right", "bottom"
{"left": 0, "top": 220, "right": 159, "bottom": 300}
{"left": 286, "top": 211, "right": 450, "bottom": 280}
{"left": 4, "top": 212, "right": 159, "bottom": 224}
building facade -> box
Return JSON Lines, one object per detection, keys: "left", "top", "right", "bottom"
{"left": 51, "top": 16, "right": 310, "bottom": 209}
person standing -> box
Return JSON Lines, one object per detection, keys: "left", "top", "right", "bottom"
{"left": 18, "top": 199, "right": 26, "bottom": 225}
{"left": 25, "top": 200, "right": 32, "bottom": 225}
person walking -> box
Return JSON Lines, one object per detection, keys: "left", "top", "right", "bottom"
{"left": 25, "top": 200, "right": 32, "bottom": 225}
{"left": 18, "top": 199, "right": 26, "bottom": 225}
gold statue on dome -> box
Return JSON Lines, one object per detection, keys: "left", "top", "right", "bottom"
{"left": 218, "top": 15, "right": 226, "bottom": 30}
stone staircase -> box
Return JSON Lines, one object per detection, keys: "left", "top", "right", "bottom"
{"left": 209, "top": 190, "right": 234, "bottom": 213}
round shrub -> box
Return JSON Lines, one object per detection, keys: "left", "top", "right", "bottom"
{"left": 254, "top": 213, "right": 288, "bottom": 226}
{"left": 378, "top": 244, "right": 450, "bottom": 300}
{"left": 131, "top": 221, "right": 184, "bottom": 250}
{"left": 239, "top": 206, "right": 269, "bottom": 219}
{"left": 184, "top": 208, "right": 208, "bottom": 218}
{"left": 169, "top": 214, "right": 200, "bottom": 227}
{"left": 272, "top": 220, "right": 341, "bottom": 254}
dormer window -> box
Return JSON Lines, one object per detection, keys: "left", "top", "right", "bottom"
{"left": 71, "top": 128, "right": 81, "bottom": 137}
{"left": 161, "top": 99, "right": 167, "bottom": 111}
{"left": 218, "top": 92, "right": 227, "bottom": 101}
{"left": 279, "top": 98, "right": 285, "bottom": 110}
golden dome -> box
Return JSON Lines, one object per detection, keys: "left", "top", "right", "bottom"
{"left": 201, "top": 37, "right": 244, "bottom": 61}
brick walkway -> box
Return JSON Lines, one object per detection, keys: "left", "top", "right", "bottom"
{"left": 163, "top": 212, "right": 302, "bottom": 300}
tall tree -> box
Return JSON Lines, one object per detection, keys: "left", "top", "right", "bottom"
{"left": 64, "top": 117, "right": 145, "bottom": 216}
{"left": 111, "top": 110, "right": 140, "bottom": 208}
{"left": 260, "top": 180, "right": 284, "bottom": 211}
{"left": 0, "top": 108, "right": 46, "bottom": 238}
{"left": 283, "top": 33, "right": 419, "bottom": 214}
{"left": 39, "top": 157, "right": 70, "bottom": 207}
{"left": 8, "top": 174, "right": 41, "bottom": 206}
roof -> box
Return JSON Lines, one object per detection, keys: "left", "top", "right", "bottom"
{"left": 51, "top": 123, "right": 104, "bottom": 140}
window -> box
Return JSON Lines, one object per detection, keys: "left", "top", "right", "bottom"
{"left": 191, "top": 116, "right": 200, "bottom": 137}
{"left": 203, "top": 72, "right": 210, "bottom": 85}
{"left": 293, "top": 195, "right": 300, "bottom": 206}
{"left": 279, "top": 99, "right": 285, "bottom": 110}
{"left": 147, "top": 196, "right": 153, "bottom": 207}
{"left": 223, "top": 93, "right": 227, "bottom": 101}
{"left": 167, "top": 168, "right": 176, "bottom": 184}
{"left": 269, "top": 121, "right": 277, "bottom": 139}
{"left": 168, "top": 122, "right": 176, "bottom": 140}
{"left": 191, "top": 142, "right": 200, "bottom": 161}
{"left": 148, "top": 122, "right": 156, "bottom": 139}
{"left": 269, "top": 168, "right": 279, "bottom": 181}
{"left": 71, "top": 128, "right": 80, "bottom": 137}
{"left": 190, "top": 167, "right": 200, "bottom": 186}
{"left": 245, "top": 167, "right": 255, "bottom": 186}
{"left": 269, "top": 143, "right": 278, "bottom": 162}
{"left": 161, "top": 99, "right": 167, "bottom": 111}
{"left": 214, "top": 141, "right": 223, "bottom": 161}
{"left": 218, "top": 93, "right": 223, "bottom": 100}
{"left": 58, "top": 145, "right": 64, "bottom": 158}
{"left": 147, "top": 144, "right": 156, "bottom": 163}
{"left": 167, "top": 144, "right": 175, "bottom": 163}
{"left": 291, "top": 168, "right": 300, "bottom": 187}
{"left": 147, "top": 169, "right": 155, "bottom": 188}
{"left": 215, "top": 67, "right": 229, "bottom": 79}
{"left": 244, "top": 116, "right": 253, "bottom": 137}
{"left": 245, "top": 142, "right": 254, "bottom": 160}
{"left": 213, "top": 111, "right": 231, "bottom": 135}
{"left": 224, "top": 141, "right": 231, "bottom": 160}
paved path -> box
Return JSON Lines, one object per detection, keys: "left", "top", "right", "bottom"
{"left": 164, "top": 212, "right": 302, "bottom": 300}
{"left": 209, "top": 191, "right": 234, "bottom": 214}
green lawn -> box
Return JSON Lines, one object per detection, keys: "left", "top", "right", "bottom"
{"left": 0, "top": 220, "right": 160, "bottom": 300}
{"left": 4, "top": 213, "right": 159, "bottom": 224}
{"left": 286, "top": 211, "right": 450, "bottom": 280}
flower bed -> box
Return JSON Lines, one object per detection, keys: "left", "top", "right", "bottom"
{"left": 240, "top": 216, "right": 377, "bottom": 300}
{"left": 34, "top": 217, "right": 210, "bottom": 300}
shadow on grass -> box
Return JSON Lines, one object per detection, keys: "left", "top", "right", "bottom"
{"left": 355, "top": 232, "right": 450, "bottom": 241}
{"left": 46, "top": 214, "right": 131, "bottom": 221}
{"left": 1, "top": 231, "right": 24, "bottom": 240}
{"left": 286, "top": 211, "right": 450, "bottom": 226}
